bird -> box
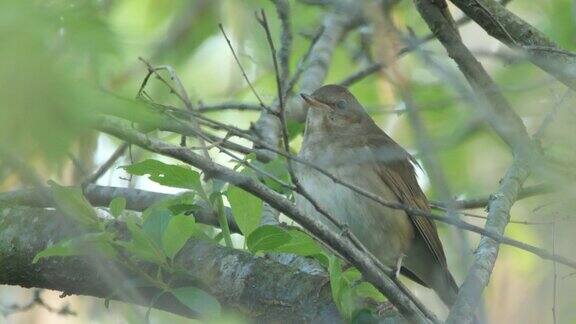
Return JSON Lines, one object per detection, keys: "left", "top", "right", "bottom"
{"left": 295, "top": 84, "right": 458, "bottom": 307}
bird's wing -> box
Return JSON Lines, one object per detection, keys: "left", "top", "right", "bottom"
{"left": 365, "top": 132, "right": 448, "bottom": 269}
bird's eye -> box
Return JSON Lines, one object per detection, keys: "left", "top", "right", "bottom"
{"left": 335, "top": 99, "right": 346, "bottom": 110}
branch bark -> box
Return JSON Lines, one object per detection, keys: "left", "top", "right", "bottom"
{"left": 0, "top": 206, "right": 402, "bottom": 322}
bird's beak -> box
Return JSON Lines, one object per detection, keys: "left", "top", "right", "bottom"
{"left": 300, "top": 93, "right": 332, "bottom": 111}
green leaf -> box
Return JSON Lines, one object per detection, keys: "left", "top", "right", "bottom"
{"left": 342, "top": 268, "right": 362, "bottom": 284}
{"left": 142, "top": 208, "right": 173, "bottom": 246}
{"left": 171, "top": 287, "right": 221, "bottom": 319}
{"left": 33, "top": 233, "right": 115, "bottom": 263}
{"left": 48, "top": 181, "right": 98, "bottom": 227}
{"left": 33, "top": 239, "right": 79, "bottom": 263}
{"left": 273, "top": 229, "right": 323, "bottom": 256}
{"left": 353, "top": 282, "right": 385, "bottom": 303}
{"left": 108, "top": 196, "right": 126, "bottom": 218}
{"left": 226, "top": 185, "right": 262, "bottom": 236}
{"left": 162, "top": 214, "right": 198, "bottom": 259}
{"left": 253, "top": 157, "right": 291, "bottom": 194}
{"left": 246, "top": 225, "right": 291, "bottom": 253}
{"left": 122, "top": 159, "right": 204, "bottom": 194}
{"left": 121, "top": 216, "right": 166, "bottom": 264}
{"left": 287, "top": 120, "right": 305, "bottom": 140}
{"left": 328, "top": 255, "right": 344, "bottom": 305}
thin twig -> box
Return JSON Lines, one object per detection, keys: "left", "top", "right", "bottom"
{"left": 83, "top": 143, "right": 129, "bottom": 186}
{"left": 285, "top": 26, "right": 325, "bottom": 95}
{"left": 218, "top": 24, "right": 272, "bottom": 113}
{"left": 138, "top": 57, "right": 211, "bottom": 161}
{"left": 197, "top": 102, "right": 261, "bottom": 112}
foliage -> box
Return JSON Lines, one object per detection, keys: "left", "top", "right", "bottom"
{"left": 36, "top": 157, "right": 386, "bottom": 320}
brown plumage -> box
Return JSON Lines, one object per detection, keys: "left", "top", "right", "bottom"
{"left": 297, "top": 84, "right": 458, "bottom": 307}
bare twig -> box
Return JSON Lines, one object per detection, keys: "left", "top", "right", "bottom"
{"left": 139, "top": 58, "right": 211, "bottom": 159}
{"left": 83, "top": 143, "right": 129, "bottom": 186}
{"left": 271, "top": 0, "right": 292, "bottom": 89}
{"left": 197, "top": 102, "right": 261, "bottom": 112}
{"left": 432, "top": 183, "right": 554, "bottom": 210}
{"left": 285, "top": 26, "right": 325, "bottom": 95}
{"left": 218, "top": 24, "right": 271, "bottom": 113}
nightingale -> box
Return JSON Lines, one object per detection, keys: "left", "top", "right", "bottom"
{"left": 296, "top": 84, "right": 458, "bottom": 307}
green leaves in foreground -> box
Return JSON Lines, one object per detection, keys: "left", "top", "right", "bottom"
{"left": 33, "top": 232, "right": 116, "bottom": 263}
{"left": 48, "top": 180, "right": 98, "bottom": 228}
{"left": 108, "top": 196, "right": 126, "bottom": 218}
{"left": 122, "top": 159, "right": 204, "bottom": 195}
{"left": 246, "top": 225, "right": 323, "bottom": 256}
{"left": 226, "top": 185, "right": 262, "bottom": 236}
{"left": 328, "top": 256, "right": 385, "bottom": 320}
{"left": 36, "top": 179, "right": 223, "bottom": 318}
{"left": 162, "top": 214, "right": 203, "bottom": 260}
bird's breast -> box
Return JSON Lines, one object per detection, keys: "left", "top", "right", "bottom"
{"left": 294, "top": 160, "right": 414, "bottom": 266}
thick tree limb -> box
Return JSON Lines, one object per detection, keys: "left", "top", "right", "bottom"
{"left": 0, "top": 185, "right": 240, "bottom": 233}
{"left": 449, "top": 0, "right": 576, "bottom": 91}
{"left": 0, "top": 206, "right": 402, "bottom": 322}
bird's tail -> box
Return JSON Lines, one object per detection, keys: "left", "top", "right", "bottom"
{"left": 434, "top": 270, "right": 459, "bottom": 307}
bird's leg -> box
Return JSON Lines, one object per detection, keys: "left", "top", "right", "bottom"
{"left": 394, "top": 254, "right": 405, "bottom": 279}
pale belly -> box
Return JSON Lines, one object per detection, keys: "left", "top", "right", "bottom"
{"left": 295, "top": 164, "right": 414, "bottom": 266}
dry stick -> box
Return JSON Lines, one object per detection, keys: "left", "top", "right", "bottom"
{"left": 96, "top": 116, "right": 433, "bottom": 324}
{"left": 83, "top": 143, "right": 129, "bottom": 186}
{"left": 432, "top": 184, "right": 554, "bottom": 210}
{"left": 218, "top": 24, "right": 272, "bottom": 114}
{"left": 254, "top": 10, "right": 437, "bottom": 319}
{"left": 197, "top": 102, "right": 261, "bottom": 112}
{"left": 285, "top": 26, "right": 325, "bottom": 95}
{"left": 271, "top": 0, "right": 292, "bottom": 89}
{"left": 138, "top": 58, "right": 211, "bottom": 161}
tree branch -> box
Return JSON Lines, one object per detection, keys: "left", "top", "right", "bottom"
{"left": 446, "top": 160, "right": 530, "bottom": 324}
{"left": 0, "top": 206, "right": 403, "bottom": 322}
{"left": 449, "top": 0, "right": 576, "bottom": 91}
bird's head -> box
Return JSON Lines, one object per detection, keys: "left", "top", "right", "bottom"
{"left": 301, "top": 84, "right": 370, "bottom": 137}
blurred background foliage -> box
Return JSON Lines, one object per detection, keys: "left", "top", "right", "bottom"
{"left": 1, "top": 0, "right": 576, "bottom": 323}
